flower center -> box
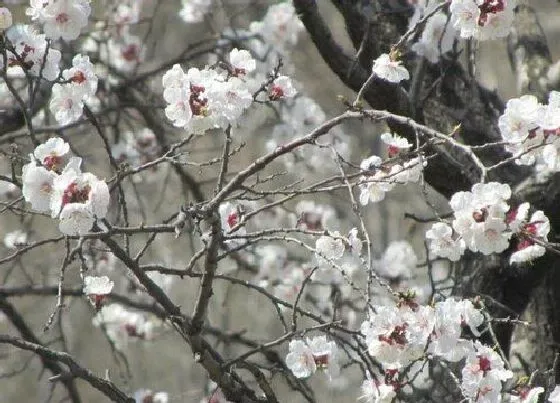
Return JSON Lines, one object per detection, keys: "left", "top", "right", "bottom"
{"left": 72, "top": 71, "right": 86, "bottom": 84}
{"left": 379, "top": 324, "right": 408, "bottom": 345}
{"left": 62, "top": 182, "right": 91, "bottom": 207}
{"left": 269, "top": 85, "right": 284, "bottom": 101}
{"left": 122, "top": 44, "right": 140, "bottom": 62}
{"left": 478, "top": 0, "right": 505, "bottom": 26}
{"left": 478, "top": 356, "right": 492, "bottom": 374}
{"left": 56, "top": 13, "right": 70, "bottom": 24}
{"left": 43, "top": 155, "right": 63, "bottom": 171}
{"left": 472, "top": 208, "right": 488, "bottom": 223}
{"left": 227, "top": 212, "right": 238, "bottom": 229}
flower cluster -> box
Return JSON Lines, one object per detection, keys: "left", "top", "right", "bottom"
{"left": 26, "top": 0, "right": 91, "bottom": 41}
{"left": 21, "top": 137, "right": 110, "bottom": 235}
{"left": 461, "top": 341, "right": 513, "bottom": 402}
{"left": 360, "top": 297, "right": 514, "bottom": 401}
{"left": 162, "top": 48, "right": 266, "bottom": 134}
{"left": 4, "top": 25, "right": 61, "bottom": 80}
{"left": 285, "top": 336, "right": 338, "bottom": 379}
{"left": 499, "top": 91, "right": 560, "bottom": 177}
{"left": 450, "top": 0, "right": 516, "bottom": 40}
{"left": 361, "top": 303, "right": 436, "bottom": 369}
{"left": 50, "top": 54, "right": 98, "bottom": 125}
{"left": 426, "top": 182, "right": 550, "bottom": 264}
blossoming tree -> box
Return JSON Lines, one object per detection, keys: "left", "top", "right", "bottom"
{"left": 1, "top": 1, "right": 560, "bottom": 402}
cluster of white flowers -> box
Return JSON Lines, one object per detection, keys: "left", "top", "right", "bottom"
{"left": 26, "top": 0, "right": 91, "bottom": 41}
{"left": 499, "top": 91, "right": 560, "bottom": 177}
{"left": 359, "top": 297, "right": 515, "bottom": 402}
{"left": 4, "top": 25, "right": 61, "bottom": 80}
{"left": 93, "top": 303, "right": 159, "bottom": 350}
{"left": 426, "top": 182, "right": 550, "bottom": 264}
{"left": 450, "top": 0, "right": 515, "bottom": 40}
{"left": 361, "top": 303, "right": 436, "bottom": 369}
{"left": 285, "top": 336, "right": 339, "bottom": 379}
{"left": 21, "top": 137, "right": 110, "bottom": 235}
{"left": 162, "top": 48, "right": 279, "bottom": 134}
{"left": 358, "top": 150, "right": 425, "bottom": 205}
{"left": 461, "top": 341, "right": 513, "bottom": 401}
{"left": 50, "top": 54, "right": 98, "bottom": 125}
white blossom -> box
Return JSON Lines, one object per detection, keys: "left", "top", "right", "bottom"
{"left": 377, "top": 240, "right": 418, "bottom": 279}
{"left": 42, "top": 0, "right": 91, "bottom": 41}
{"left": 426, "top": 222, "right": 466, "bottom": 261}
{"left": 229, "top": 48, "right": 256, "bottom": 76}
{"left": 285, "top": 339, "right": 316, "bottom": 379}
{"left": 372, "top": 53, "right": 409, "bottom": 83}
{"left": 269, "top": 76, "right": 297, "bottom": 100}
{"left": 381, "top": 133, "right": 412, "bottom": 156}
{"left": 83, "top": 275, "right": 114, "bottom": 296}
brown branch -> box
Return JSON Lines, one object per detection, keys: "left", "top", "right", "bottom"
{"left": 0, "top": 333, "right": 133, "bottom": 402}
{"left": 0, "top": 297, "right": 82, "bottom": 403}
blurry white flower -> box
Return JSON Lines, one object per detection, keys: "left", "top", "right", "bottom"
{"left": 377, "top": 240, "right": 417, "bottom": 279}
{"left": 286, "top": 339, "right": 316, "bottom": 378}
{"left": 179, "top": 0, "right": 212, "bottom": 23}
{"left": 0, "top": 7, "right": 13, "bottom": 29}
{"left": 315, "top": 231, "right": 345, "bottom": 261}
{"left": 4, "top": 230, "right": 27, "bottom": 249}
